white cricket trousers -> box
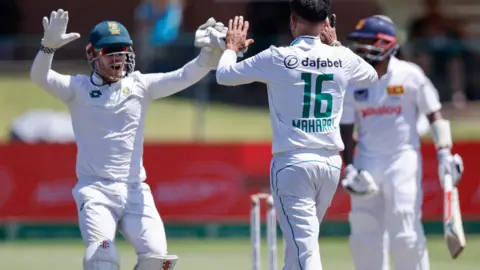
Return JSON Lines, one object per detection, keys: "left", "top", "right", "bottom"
{"left": 72, "top": 178, "right": 167, "bottom": 257}
{"left": 349, "top": 149, "right": 430, "bottom": 270}
{"left": 270, "top": 148, "right": 342, "bottom": 270}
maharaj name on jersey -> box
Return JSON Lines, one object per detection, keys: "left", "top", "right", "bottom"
{"left": 292, "top": 118, "right": 336, "bottom": 133}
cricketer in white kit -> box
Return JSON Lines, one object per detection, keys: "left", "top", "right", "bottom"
{"left": 209, "top": 1, "right": 378, "bottom": 268}
{"left": 30, "top": 9, "right": 230, "bottom": 270}
{"left": 339, "top": 15, "right": 464, "bottom": 270}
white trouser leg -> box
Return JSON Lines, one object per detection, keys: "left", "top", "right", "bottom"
{"left": 349, "top": 156, "right": 389, "bottom": 270}
{"left": 72, "top": 180, "right": 123, "bottom": 270}
{"left": 348, "top": 193, "right": 388, "bottom": 270}
{"left": 119, "top": 183, "right": 168, "bottom": 259}
{"left": 72, "top": 181, "right": 122, "bottom": 245}
{"left": 383, "top": 151, "right": 430, "bottom": 270}
{"left": 271, "top": 152, "right": 341, "bottom": 270}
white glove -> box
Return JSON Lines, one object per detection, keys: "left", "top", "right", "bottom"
{"left": 437, "top": 148, "right": 464, "bottom": 187}
{"left": 195, "top": 18, "right": 225, "bottom": 69}
{"left": 195, "top": 18, "right": 227, "bottom": 49}
{"left": 341, "top": 165, "right": 379, "bottom": 197}
{"left": 41, "top": 9, "right": 80, "bottom": 49}
{"left": 194, "top": 17, "right": 248, "bottom": 58}
{"left": 197, "top": 46, "right": 224, "bottom": 70}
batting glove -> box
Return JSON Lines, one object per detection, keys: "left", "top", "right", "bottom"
{"left": 41, "top": 9, "right": 80, "bottom": 49}
{"left": 438, "top": 149, "right": 464, "bottom": 187}
{"left": 341, "top": 165, "right": 379, "bottom": 197}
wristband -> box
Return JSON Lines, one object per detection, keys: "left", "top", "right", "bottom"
{"left": 330, "top": 40, "right": 342, "bottom": 47}
{"left": 40, "top": 45, "right": 56, "bottom": 54}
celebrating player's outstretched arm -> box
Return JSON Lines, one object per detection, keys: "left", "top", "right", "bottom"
{"left": 30, "top": 9, "right": 80, "bottom": 102}
{"left": 136, "top": 18, "right": 227, "bottom": 100}
{"left": 215, "top": 15, "right": 377, "bottom": 88}
{"left": 31, "top": 11, "right": 226, "bottom": 102}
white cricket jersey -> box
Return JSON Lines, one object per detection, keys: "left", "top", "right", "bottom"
{"left": 340, "top": 57, "right": 442, "bottom": 157}
{"left": 30, "top": 52, "right": 210, "bottom": 182}
{"left": 217, "top": 36, "right": 378, "bottom": 154}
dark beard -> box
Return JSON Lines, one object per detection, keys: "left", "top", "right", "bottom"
{"left": 365, "top": 58, "right": 380, "bottom": 67}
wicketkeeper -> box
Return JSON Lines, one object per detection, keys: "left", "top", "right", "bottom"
{"left": 30, "top": 9, "right": 232, "bottom": 270}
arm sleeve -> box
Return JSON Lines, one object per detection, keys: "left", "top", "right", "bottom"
{"left": 340, "top": 88, "right": 356, "bottom": 124}
{"left": 30, "top": 51, "right": 76, "bottom": 102}
{"left": 343, "top": 48, "right": 379, "bottom": 88}
{"left": 141, "top": 57, "right": 211, "bottom": 100}
{"left": 415, "top": 72, "right": 442, "bottom": 114}
{"left": 216, "top": 48, "right": 272, "bottom": 86}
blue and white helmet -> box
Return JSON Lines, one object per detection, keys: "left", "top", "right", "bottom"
{"left": 347, "top": 15, "right": 399, "bottom": 64}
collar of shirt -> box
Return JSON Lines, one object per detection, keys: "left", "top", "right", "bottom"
{"left": 385, "top": 56, "right": 399, "bottom": 75}
{"left": 92, "top": 72, "right": 123, "bottom": 87}
{"left": 378, "top": 56, "right": 399, "bottom": 80}
{"left": 290, "top": 35, "right": 322, "bottom": 49}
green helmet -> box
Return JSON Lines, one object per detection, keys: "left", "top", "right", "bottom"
{"left": 89, "top": 20, "right": 133, "bottom": 48}
{"left": 86, "top": 21, "right": 135, "bottom": 82}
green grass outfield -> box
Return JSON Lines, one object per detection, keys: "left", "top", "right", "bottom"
{"left": 1, "top": 236, "right": 478, "bottom": 269}
{"left": 1, "top": 76, "right": 480, "bottom": 143}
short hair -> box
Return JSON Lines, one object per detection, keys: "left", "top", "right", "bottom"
{"left": 290, "top": 0, "right": 330, "bottom": 23}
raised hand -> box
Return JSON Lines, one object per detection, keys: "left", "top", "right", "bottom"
{"left": 41, "top": 9, "right": 80, "bottom": 49}
{"left": 321, "top": 14, "right": 340, "bottom": 46}
{"left": 194, "top": 17, "right": 227, "bottom": 49}
{"left": 225, "top": 16, "right": 254, "bottom": 53}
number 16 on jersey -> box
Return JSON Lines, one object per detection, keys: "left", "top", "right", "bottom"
{"left": 292, "top": 72, "right": 336, "bottom": 133}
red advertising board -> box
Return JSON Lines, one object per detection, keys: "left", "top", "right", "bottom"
{"left": 0, "top": 142, "right": 478, "bottom": 223}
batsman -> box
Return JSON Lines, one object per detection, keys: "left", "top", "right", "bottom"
{"left": 338, "top": 15, "right": 465, "bottom": 269}
{"left": 30, "top": 9, "right": 230, "bottom": 270}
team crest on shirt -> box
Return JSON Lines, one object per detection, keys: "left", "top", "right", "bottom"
{"left": 121, "top": 86, "right": 131, "bottom": 96}
{"left": 387, "top": 85, "right": 404, "bottom": 96}
{"left": 354, "top": 89, "right": 369, "bottom": 101}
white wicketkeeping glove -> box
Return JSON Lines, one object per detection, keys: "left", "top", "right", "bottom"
{"left": 437, "top": 148, "right": 464, "bottom": 187}
{"left": 195, "top": 18, "right": 227, "bottom": 49}
{"left": 41, "top": 9, "right": 80, "bottom": 49}
{"left": 341, "top": 165, "right": 379, "bottom": 197}
{"left": 196, "top": 18, "right": 228, "bottom": 69}
{"left": 194, "top": 17, "right": 248, "bottom": 58}
{"left": 197, "top": 39, "right": 224, "bottom": 70}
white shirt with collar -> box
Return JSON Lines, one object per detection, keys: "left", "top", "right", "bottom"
{"left": 216, "top": 36, "right": 378, "bottom": 154}
{"left": 341, "top": 56, "right": 441, "bottom": 157}
{"left": 30, "top": 51, "right": 211, "bottom": 183}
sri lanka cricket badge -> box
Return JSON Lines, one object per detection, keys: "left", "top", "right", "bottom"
{"left": 387, "top": 85, "right": 404, "bottom": 96}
